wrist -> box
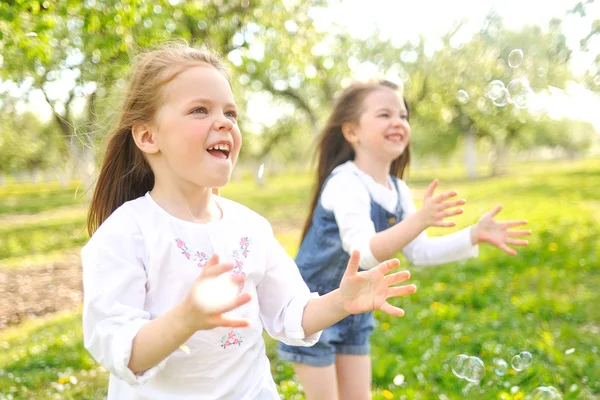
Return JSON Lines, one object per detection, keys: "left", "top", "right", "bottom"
{"left": 411, "top": 209, "right": 430, "bottom": 231}
{"left": 470, "top": 225, "right": 480, "bottom": 245}
{"left": 328, "top": 289, "right": 351, "bottom": 318}
{"left": 175, "top": 299, "right": 204, "bottom": 334}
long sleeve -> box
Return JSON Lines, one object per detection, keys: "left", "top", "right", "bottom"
{"left": 397, "top": 181, "right": 479, "bottom": 267}
{"left": 321, "top": 172, "right": 381, "bottom": 269}
{"left": 81, "top": 218, "right": 168, "bottom": 386}
{"left": 256, "top": 224, "right": 321, "bottom": 346}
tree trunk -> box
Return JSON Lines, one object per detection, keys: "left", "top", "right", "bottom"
{"left": 491, "top": 141, "right": 510, "bottom": 176}
{"left": 464, "top": 128, "right": 477, "bottom": 178}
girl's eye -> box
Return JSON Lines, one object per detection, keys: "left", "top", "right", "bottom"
{"left": 225, "top": 111, "right": 238, "bottom": 119}
{"left": 400, "top": 115, "right": 408, "bottom": 120}
{"left": 192, "top": 107, "right": 207, "bottom": 114}
{"left": 379, "top": 113, "right": 389, "bottom": 118}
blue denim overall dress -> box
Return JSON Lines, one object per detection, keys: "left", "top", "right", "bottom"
{"left": 278, "top": 173, "right": 404, "bottom": 366}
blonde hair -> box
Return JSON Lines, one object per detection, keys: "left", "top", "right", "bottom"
{"left": 87, "top": 43, "right": 229, "bottom": 235}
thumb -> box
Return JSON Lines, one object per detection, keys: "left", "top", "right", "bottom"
{"left": 343, "top": 250, "right": 361, "bottom": 278}
{"left": 424, "top": 179, "right": 438, "bottom": 199}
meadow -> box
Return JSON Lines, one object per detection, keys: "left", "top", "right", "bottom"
{"left": 0, "top": 159, "right": 598, "bottom": 399}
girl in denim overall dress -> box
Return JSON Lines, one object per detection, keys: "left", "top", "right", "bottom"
{"left": 278, "top": 80, "right": 531, "bottom": 400}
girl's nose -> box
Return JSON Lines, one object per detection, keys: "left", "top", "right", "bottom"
{"left": 214, "top": 115, "right": 234, "bottom": 131}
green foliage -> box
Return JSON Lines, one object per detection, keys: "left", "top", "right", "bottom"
{"left": 0, "top": 159, "right": 598, "bottom": 399}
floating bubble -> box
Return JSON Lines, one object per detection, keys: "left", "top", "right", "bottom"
{"left": 486, "top": 80, "right": 505, "bottom": 100}
{"left": 464, "top": 356, "right": 485, "bottom": 383}
{"left": 485, "top": 80, "right": 509, "bottom": 107}
{"left": 393, "top": 374, "right": 405, "bottom": 386}
{"left": 451, "top": 354, "right": 469, "bottom": 379}
{"left": 493, "top": 358, "right": 508, "bottom": 376}
{"left": 507, "top": 77, "right": 533, "bottom": 109}
{"left": 492, "top": 89, "right": 509, "bottom": 107}
{"left": 508, "top": 49, "right": 524, "bottom": 68}
{"left": 529, "top": 386, "right": 562, "bottom": 399}
{"left": 511, "top": 351, "right": 533, "bottom": 371}
{"left": 457, "top": 89, "right": 470, "bottom": 104}
{"left": 537, "top": 67, "right": 546, "bottom": 77}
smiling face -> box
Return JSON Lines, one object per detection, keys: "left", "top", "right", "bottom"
{"left": 136, "top": 63, "right": 242, "bottom": 191}
{"left": 346, "top": 87, "right": 411, "bottom": 164}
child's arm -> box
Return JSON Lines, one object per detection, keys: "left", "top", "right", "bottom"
{"left": 128, "top": 255, "right": 251, "bottom": 374}
{"left": 324, "top": 176, "right": 463, "bottom": 270}
{"left": 301, "top": 251, "right": 416, "bottom": 336}
{"left": 369, "top": 179, "right": 464, "bottom": 263}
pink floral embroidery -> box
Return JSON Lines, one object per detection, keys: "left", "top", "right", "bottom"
{"left": 175, "top": 236, "right": 252, "bottom": 350}
{"left": 221, "top": 330, "right": 243, "bottom": 348}
{"left": 194, "top": 251, "right": 209, "bottom": 268}
{"left": 174, "top": 239, "right": 211, "bottom": 267}
{"left": 222, "top": 237, "right": 252, "bottom": 349}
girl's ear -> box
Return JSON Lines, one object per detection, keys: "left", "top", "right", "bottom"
{"left": 342, "top": 122, "right": 359, "bottom": 145}
{"left": 132, "top": 123, "right": 160, "bottom": 154}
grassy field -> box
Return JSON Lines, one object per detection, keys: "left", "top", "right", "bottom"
{"left": 0, "top": 159, "right": 598, "bottom": 399}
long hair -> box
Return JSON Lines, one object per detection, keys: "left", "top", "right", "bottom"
{"left": 87, "top": 43, "right": 230, "bottom": 236}
{"left": 300, "top": 80, "right": 411, "bottom": 242}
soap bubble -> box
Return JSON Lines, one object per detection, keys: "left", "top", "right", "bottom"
{"left": 493, "top": 358, "right": 508, "bottom": 376}
{"left": 508, "top": 49, "right": 524, "bottom": 68}
{"left": 511, "top": 351, "right": 533, "bottom": 371}
{"left": 529, "top": 386, "right": 562, "bottom": 399}
{"left": 457, "top": 89, "right": 470, "bottom": 104}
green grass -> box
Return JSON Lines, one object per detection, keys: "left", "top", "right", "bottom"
{"left": 0, "top": 159, "right": 599, "bottom": 399}
{"left": 0, "top": 182, "right": 88, "bottom": 215}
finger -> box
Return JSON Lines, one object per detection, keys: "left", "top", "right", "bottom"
{"left": 205, "top": 254, "right": 219, "bottom": 267}
{"left": 501, "top": 220, "right": 529, "bottom": 228}
{"left": 200, "top": 261, "right": 234, "bottom": 279}
{"left": 387, "top": 284, "right": 417, "bottom": 299}
{"left": 499, "top": 243, "right": 517, "bottom": 256}
{"left": 209, "top": 292, "right": 252, "bottom": 315}
{"left": 212, "top": 316, "right": 251, "bottom": 328}
{"left": 424, "top": 179, "right": 438, "bottom": 199}
{"left": 488, "top": 205, "right": 503, "bottom": 218}
{"left": 375, "top": 258, "right": 401, "bottom": 275}
{"left": 434, "top": 190, "right": 459, "bottom": 203}
{"left": 440, "top": 199, "right": 466, "bottom": 210}
{"left": 343, "top": 250, "right": 361, "bottom": 278}
{"left": 379, "top": 301, "right": 405, "bottom": 317}
{"left": 230, "top": 274, "right": 246, "bottom": 285}
{"left": 507, "top": 229, "right": 532, "bottom": 237}
{"left": 439, "top": 209, "right": 463, "bottom": 218}
{"left": 384, "top": 270, "right": 411, "bottom": 286}
{"left": 505, "top": 238, "right": 529, "bottom": 246}
{"left": 433, "top": 221, "right": 457, "bottom": 228}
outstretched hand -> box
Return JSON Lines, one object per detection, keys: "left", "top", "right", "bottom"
{"left": 418, "top": 179, "right": 466, "bottom": 228}
{"left": 339, "top": 251, "right": 416, "bottom": 317}
{"left": 472, "top": 205, "right": 531, "bottom": 255}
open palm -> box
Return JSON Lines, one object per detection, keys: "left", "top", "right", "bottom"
{"left": 340, "top": 251, "right": 416, "bottom": 317}
{"left": 475, "top": 205, "right": 531, "bottom": 255}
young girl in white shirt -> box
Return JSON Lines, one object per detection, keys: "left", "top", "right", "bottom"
{"left": 277, "top": 80, "right": 531, "bottom": 400}
{"left": 81, "top": 45, "right": 418, "bottom": 400}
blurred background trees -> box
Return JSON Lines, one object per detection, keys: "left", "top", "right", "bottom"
{"left": 0, "top": 0, "right": 598, "bottom": 184}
